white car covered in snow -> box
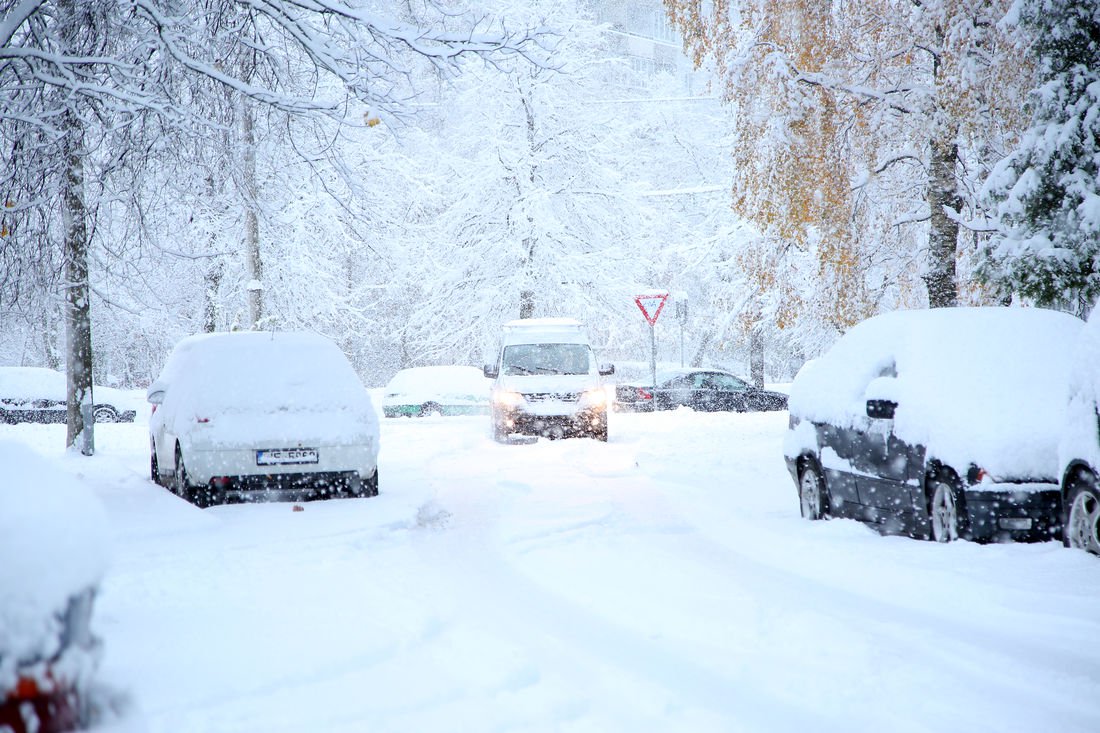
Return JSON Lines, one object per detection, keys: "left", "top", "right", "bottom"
{"left": 784, "top": 306, "right": 1084, "bottom": 543}
{"left": 382, "top": 365, "right": 491, "bottom": 418}
{"left": 1060, "top": 302, "right": 1100, "bottom": 555}
{"left": 147, "top": 332, "right": 379, "bottom": 507}
{"left": 0, "top": 366, "right": 141, "bottom": 424}
{"left": 0, "top": 441, "right": 109, "bottom": 732}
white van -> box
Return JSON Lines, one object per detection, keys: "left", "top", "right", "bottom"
{"left": 483, "top": 318, "right": 615, "bottom": 441}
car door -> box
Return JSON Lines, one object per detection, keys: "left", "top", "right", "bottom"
{"left": 709, "top": 373, "right": 750, "bottom": 411}
{"left": 814, "top": 421, "right": 863, "bottom": 513}
{"left": 849, "top": 371, "right": 922, "bottom": 525}
{"left": 655, "top": 374, "right": 694, "bottom": 409}
{"left": 850, "top": 418, "right": 919, "bottom": 523}
{"left": 689, "top": 372, "right": 724, "bottom": 411}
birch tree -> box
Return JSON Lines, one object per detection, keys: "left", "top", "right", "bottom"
{"left": 665, "top": 0, "right": 1029, "bottom": 345}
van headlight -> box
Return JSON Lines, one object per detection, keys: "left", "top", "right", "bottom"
{"left": 581, "top": 388, "right": 608, "bottom": 408}
{"left": 493, "top": 390, "right": 524, "bottom": 408}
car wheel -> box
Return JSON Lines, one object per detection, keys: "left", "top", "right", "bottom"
{"left": 799, "top": 463, "right": 829, "bottom": 520}
{"left": 150, "top": 443, "right": 160, "bottom": 484}
{"left": 1065, "top": 479, "right": 1100, "bottom": 555}
{"left": 929, "top": 477, "right": 963, "bottom": 542}
{"left": 362, "top": 468, "right": 379, "bottom": 498}
{"left": 93, "top": 405, "right": 118, "bottom": 423}
{"left": 175, "top": 445, "right": 213, "bottom": 508}
{"left": 419, "top": 401, "right": 442, "bottom": 417}
{"left": 592, "top": 412, "right": 608, "bottom": 442}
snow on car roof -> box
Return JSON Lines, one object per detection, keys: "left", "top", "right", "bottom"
{"left": 789, "top": 306, "right": 1084, "bottom": 479}
{"left": 0, "top": 441, "right": 110, "bottom": 667}
{"left": 154, "top": 331, "right": 369, "bottom": 413}
{"left": 0, "top": 366, "right": 66, "bottom": 400}
{"left": 385, "top": 366, "right": 488, "bottom": 394}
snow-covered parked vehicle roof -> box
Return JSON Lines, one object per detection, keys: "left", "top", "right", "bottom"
{"left": 0, "top": 440, "right": 110, "bottom": 731}
{"left": 0, "top": 366, "right": 142, "bottom": 424}
{"left": 382, "top": 365, "right": 491, "bottom": 418}
{"left": 787, "top": 306, "right": 1083, "bottom": 482}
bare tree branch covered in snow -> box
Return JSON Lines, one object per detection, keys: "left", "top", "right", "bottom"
{"left": 0, "top": 0, "right": 551, "bottom": 451}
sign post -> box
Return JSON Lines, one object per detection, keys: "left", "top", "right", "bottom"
{"left": 634, "top": 292, "right": 669, "bottom": 388}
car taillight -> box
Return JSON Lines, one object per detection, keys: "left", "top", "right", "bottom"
{"left": 150, "top": 404, "right": 157, "bottom": 415}
{"left": 13, "top": 676, "right": 40, "bottom": 700}
{"left": 196, "top": 416, "right": 210, "bottom": 424}
{"left": 639, "top": 388, "right": 652, "bottom": 400}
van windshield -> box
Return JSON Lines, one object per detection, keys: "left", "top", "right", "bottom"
{"left": 502, "top": 343, "right": 592, "bottom": 376}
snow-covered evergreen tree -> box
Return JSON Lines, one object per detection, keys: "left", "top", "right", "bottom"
{"left": 980, "top": 0, "right": 1100, "bottom": 315}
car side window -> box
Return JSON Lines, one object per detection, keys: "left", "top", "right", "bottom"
{"left": 692, "top": 373, "right": 719, "bottom": 389}
{"left": 713, "top": 375, "right": 748, "bottom": 391}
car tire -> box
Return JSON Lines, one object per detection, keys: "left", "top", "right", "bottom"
{"left": 93, "top": 405, "right": 118, "bottom": 423}
{"left": 150, "top": 443, "right": 160, "bottom": 484}
{"left": 799, "top": 462, "right": 829, "bottom": 520}
{"left": 418, "top": 401, "right": 442, "bottom": 418}
{"left": 592, "top": 412, "right": 608, "bottom": 442}
{"left": 929, "top": 476, "right": 964, "bottom": 542}
{"left": 362, "top": 468, "right": 379, "bottom": 498}
{"left": 1064, "top": 476, "right": 1100, "bottom": 555}
{"left": 175, "top": 445, "right": 213, "bottom": 508}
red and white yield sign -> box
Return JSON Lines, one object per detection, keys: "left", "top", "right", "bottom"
{"left": 634, "top": 292, "right": 669, "bottom": 326}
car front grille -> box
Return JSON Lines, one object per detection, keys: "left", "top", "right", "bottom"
{"left": 524, "top": 392, "right": 579, "bottom": 403}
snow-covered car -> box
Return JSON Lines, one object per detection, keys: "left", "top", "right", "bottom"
{"left": 0, "top": 367, "right": 140, "bottom": 424}
{"left": 382, "top": 365, "right": 491, "bottom": 418}
{"left": 784, "top": 307, "right": 1083, "bottom": 543}
{"left": 1060, "top": 302, "right": 1100, "bottom": 555}
{"left": 147, "top": 332, "right": 380, "bottom": 507}
{"left": 648, "top": 368, "right": 788, "bottom": 412}
{"left": 0, "top": 441, "right": 110, "bottom": 733}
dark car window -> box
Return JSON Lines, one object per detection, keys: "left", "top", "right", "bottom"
{"left": 712, "top": 374, "right": 748, "bottom": 391}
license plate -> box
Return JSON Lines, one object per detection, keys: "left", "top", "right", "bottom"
{"left": 998, "top": 517, "right": 1033, "bottom": 530}
{"left": 256, "top": 447, "right": 319, "bottom": 466}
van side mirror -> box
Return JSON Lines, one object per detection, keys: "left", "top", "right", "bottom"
{"left": 866, "top": 399, "right": 897, "bottom": 420}
{"left": 599, "top": 363, "right": 615, "bottom": 376}
{"left": 147, "top": 390, "right": 166, "bottom": 405}
{"left": 483, "top": 364, "right": 499, "bottom": 379}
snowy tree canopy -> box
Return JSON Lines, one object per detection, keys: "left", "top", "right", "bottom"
{"left": 979, "top": 0, "right": 1100, "bottom": 315}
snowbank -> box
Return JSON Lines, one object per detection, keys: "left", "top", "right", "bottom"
{"left": 0, "top": 440, "right": 110, "bottom": 690}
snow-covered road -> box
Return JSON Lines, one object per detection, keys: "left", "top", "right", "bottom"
{"left": 6, "top": 409, "right": 1100, "bottom": 732}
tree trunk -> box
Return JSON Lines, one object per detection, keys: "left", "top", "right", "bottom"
{"left": 61, "top": 112, "right": 93, "bottom": 454}
{"left": 519, "top": 287, "right": 535, "bottom": 319}
{"left": 241, "top": 104, "right": 263, "bottom": 329}
{"left": 203, "top": 261, "right": 223, "bottom": 332}
{"left": 749, "top": 327, "right": 765, "bottom": 388}
{"left": 925, "top": 130, "right": 960, "bottom": 308}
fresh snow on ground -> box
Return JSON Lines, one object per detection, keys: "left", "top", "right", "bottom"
{"left": 4, "top": 405, "right": 1100, "bottom": 733}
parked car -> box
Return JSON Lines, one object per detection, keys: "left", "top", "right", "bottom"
{"left": 1, "top": 440, "right": 109, "bottom": 733}
{"left": 382, "top": 365, "right": 491, "bottom": 418}
{"left": 784, "top": 307, "right": 1083, "bottom": 543}
{"left": 648, "top": 368, "right": 788, "bottom": 412}
{"left": 1060, "top": 302, "right": 1100, "bottom": 555}
{"left": 614, "top": 382, "right": 654, "bottom": 412}
{"left": 0, "top": 367, "right": 139, "bottom": 424}
{"left": 147, "top": 332, "right": 380, "bottom": 507}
